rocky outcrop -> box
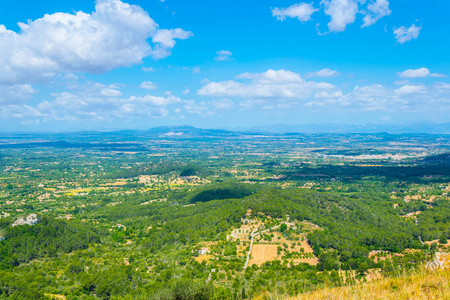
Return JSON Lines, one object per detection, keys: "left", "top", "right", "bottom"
{"left": 11, "top": 214, "right": 38, "bottom": 227}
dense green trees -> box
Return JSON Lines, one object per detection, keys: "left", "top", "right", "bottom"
{"left": 243, "top": 188, "right": 424, "bottom": 265}
{"left": 189, "top": 182, "right": 257, "bottom": 204}
{"left": 0, "top": 216, "right": 103, "bottom": 268}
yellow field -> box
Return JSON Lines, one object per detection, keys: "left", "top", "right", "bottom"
{"left": 249, "top": 244, "right": 279, "bottom": 266}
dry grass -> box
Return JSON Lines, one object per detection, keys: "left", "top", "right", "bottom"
{"left": 253, "top": 266, "right": 450, "bottom": 300}
{"left": 274, "top": 266, "right": 450, "bottom": 300}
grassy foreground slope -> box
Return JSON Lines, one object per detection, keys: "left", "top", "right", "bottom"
{"left": 280, "top": 266, "right": 450, "bottom": 300}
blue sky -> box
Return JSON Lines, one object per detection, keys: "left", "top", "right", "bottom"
{"left": 0, "top": 0, "right": 448, "bottom": 131}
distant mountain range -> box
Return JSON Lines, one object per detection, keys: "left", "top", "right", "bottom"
{"left": 228, "top": 123, "right": 450, "bottom": 134}
{"left": 143, "top": 123, "right": 450, "bottom": 138}
{"left": 1, "top": 123, "right": 450, "bottom": 138}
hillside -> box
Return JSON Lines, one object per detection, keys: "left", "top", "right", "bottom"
{"left": 280, "top": 265, "right": 450, "bottom": 300}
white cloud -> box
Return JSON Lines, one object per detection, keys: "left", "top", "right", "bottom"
{"left": 4, "top": 75, "right": 450, "bottom": 123}
{"left": 210, "top": 99, "right": 235, "bottom": 111}
{"left": 334, "top": 84, "right": 394, "bottom": 111}
{"left": 307, "top": 82, "right": 450, "bottom": 113}
{"left": 352, "top": 84, "right": 390, "bottom": 102}
{"left": 395, "top": 84, "right": 425, "bottom": 95}
{"left": 182, "top": 89, "right": 190, "bottom": 95}
{"left": 38, "top": 92, "right": 180, "bottom": 121}
{"left": 128, "top": 94, "right": 181, "bottom": 106}
{"left": 62, "top": 73, "right": 79, "bottom": 81}
{"left": 431, "top": 73, "right": 447, "bottom": 78}
{"left": 322, "top": 0, "right": 359, "bottom": 32}
{"left": 435, "top": 83, "right": 450, "bottom": 90}
{"left": 182, "top": 99, "right": 234, "bottom": 116}
{"left": 0, "top": 0, "right": 191, "bottom": 84}
{"left": 100, "top": 86, "right": 123, "bottom": 97}
{"left": 314, "top": 90, "right": 343, "bottom": 99}
{"left": 140, "top": 81, "right": 157, "bottom": 90}
{"left": 239, "top": 99, "right": 268, "bottom": 110}
{"left": 0, "top": 79, "right": 183, "bottom": 122}
{"left": 181, "top": 66, "right": 200, "bottom": 73}
{"left": 0, "top": 104, "right": 43, "bottom": 119}
{"left": 306, "top": 68, "right": 340, "bottom": 78}
{"left": 394, "top": 24, "right": 421, "bottom": 44}
{"left": 0, "top": 84, "right": 37, "bottom": 104}
{"left": 198, "top": 69, "right": 337, "bottom": 104}
{"left": 397, "top": 68, "right": 430, "bottom": 78}
{"left": 236, "top": 69, "right": 304, "bottom": 84}
{"left": 142, "top": 67, "right": 156, "bottom": 72}
{"left": 273, "top": 0, "right": 391, "bottom": 34}
{"left": 151, "top": 28, "right": 193, "bottom": 59}
{"left": 394, "top": 80, "right": 410, "bottom": 85}
{"left": 183, "top": 100, "right": 214, "bottom": 116}
{"left": 215, "top": 50, "right": 233, "bottom": 61}
{"left": 362, "top": 0, "right": 391, "bottom": 28}
{"left": 272, "top": 3, "right": 318, "bottom": 22}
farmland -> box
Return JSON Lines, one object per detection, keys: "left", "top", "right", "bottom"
{"left": 0, "top": 127, "right": 449, "bottom": 299}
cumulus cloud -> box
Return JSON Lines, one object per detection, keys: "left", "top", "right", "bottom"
{"left": 180, "top": 98, "right": 234, "bottom": 117}
{"left": 183, "top": 100, "right": 212, "bottom": 115}
{"left": 352, "top": 84, "right": 391, "bottom": 106}
{"left": 140, "top": 81, "right": 157, "bottom": 90}
{"left": 343, "top": 82, "right": 450, "bottom": 113}
{"left": 4, "top": 76, "right": 450, "bottom": 123}
{"left": 215, "top": 50, "right": 233, "bottom": 61}
{"left": 0, "top": 78, "right": 183, "bottom": 122}
{"left": 304, "top": 81, "right": 450, "bottom": 114}
{"left": 395, "top": 84, "right": 425, "bottom": 95}
{"left": 273, "top": 0, "right": 391, "bottom": 34}
{"left": 272, "top": 3, "right": 318, "bottom": 22}
{"left": 322, "top": 0, "right": 359, "bottom": 32}
{"left": 198, "top": 69, "right": 337, "bottom": 104}
{"left": 320, "top": 84, "right": 396, "bottom": 111}
{"left": 0, "top": 84, "right": 37, "bottom": 105}
{"left": 394, "top": 24, "right": 421, "bottom": 44}
{"left": 0, "top": 104, "right": 43, "bottom": 119}
{"left": 151, "top": 28, "right": 193, "bottom": 59}
{"left": 39, "top": 92, "right": 179, "bottom": 121}
{"left": 306, "top": 68, "right": 341, "bottom": 78}
{"left": 236, "top": 69, "right": 304, "bottom": 84}
{"left": 362, "top": 0, "right": 391, "bottom": 28}
{"left": 0, "top": 0, "right": 192, "bottom": 84}
{"left": 397, "top": 68, "right": 430, "bottom": 78}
